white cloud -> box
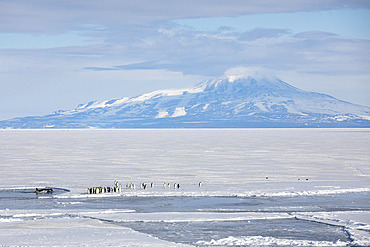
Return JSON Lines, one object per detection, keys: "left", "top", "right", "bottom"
{"left": 224, "top": 66, "right": 277, "bottom": 82}
{"left": 80, "top": 27, "right": 370, "bottom": 77}
{"left": 1, "top": 0, "right": 369, "bottom": 33}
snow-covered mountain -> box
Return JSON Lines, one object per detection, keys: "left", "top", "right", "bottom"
{"left": 1, "top": 75, "right": 370, "bottom": 128}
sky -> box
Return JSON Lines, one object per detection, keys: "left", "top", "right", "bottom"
{"left": 0, "top": 0, "right": 369, "bottom": 120}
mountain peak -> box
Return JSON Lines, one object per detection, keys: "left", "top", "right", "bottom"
{"left": 1, "top": 70, "right": 370, "bottom": 128}
{"left": 198, "top": 73, "right": 297, "bottom": 96}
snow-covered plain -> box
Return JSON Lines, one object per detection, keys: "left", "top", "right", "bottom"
{"left": 0, "top": 129, "right": 369, "bottom": 246}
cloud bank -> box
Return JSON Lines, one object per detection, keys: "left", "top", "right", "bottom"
{"left": 1, "top": 0, "right": 369, "bottom": 33}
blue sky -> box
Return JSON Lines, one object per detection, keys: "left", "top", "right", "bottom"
{"left": 0, "top": 0, "right": 369, "bottom": 120}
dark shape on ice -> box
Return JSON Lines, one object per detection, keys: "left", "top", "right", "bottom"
{"left": 35, "top": 188, "right": 54, "bottom": 194}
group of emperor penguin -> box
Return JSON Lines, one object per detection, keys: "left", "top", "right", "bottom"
{"left": 87, "top": 180, "right": 122, "bottom": 194}
{"left": 88, "top": 181, "right": 203, "bottom": 194}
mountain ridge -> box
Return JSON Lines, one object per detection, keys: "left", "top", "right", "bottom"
{"left": 1, "top": 75, "right": 370, "bottom": 128}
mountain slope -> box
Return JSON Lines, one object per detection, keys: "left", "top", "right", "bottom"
{"left": 1, "top": 75, "right": 370, "bottom": 128}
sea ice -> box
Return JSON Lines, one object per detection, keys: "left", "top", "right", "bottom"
{"left": 0, "top": 129, "right": 369, "bottom": 246}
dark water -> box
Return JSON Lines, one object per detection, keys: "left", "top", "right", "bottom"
{"left": 1, "top": 189, "right": 369, "bottom": 246}
{"left": 119, "top": 218, "right": 349, "bottom": 246}
{"left": 1, "top": 189, "right": 368, "bottom": 213}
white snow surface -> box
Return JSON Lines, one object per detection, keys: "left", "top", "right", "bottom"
{"left": 155, "top": 110, "right": 169, "bottom": 118}
{"left": 171, "top": 107, "right": 187, "bottom": 117}
{"left": 0, "top": 129, "right": 369, "bottom": 246}
{"left": 0, "top": 216, "right": 190, "bottom": 246}
{"left": 197, "top": 236, "right": 348, "bottom": 246}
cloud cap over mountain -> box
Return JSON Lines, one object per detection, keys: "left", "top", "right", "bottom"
{"left": 1, "top": 73, "right": 369, "bottom": 128}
